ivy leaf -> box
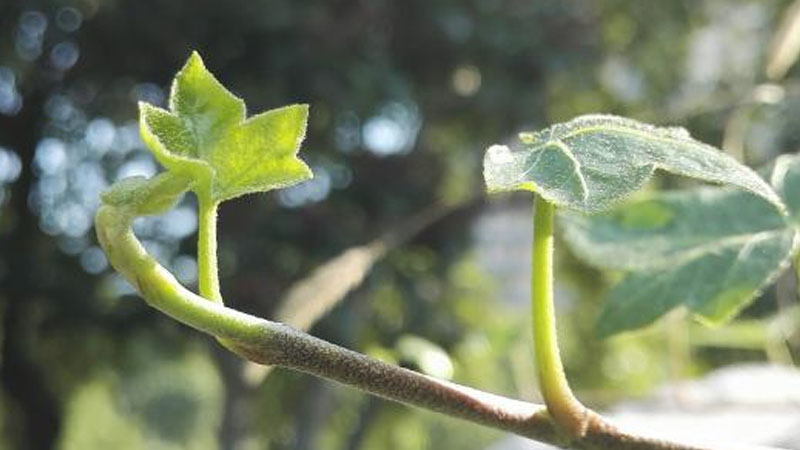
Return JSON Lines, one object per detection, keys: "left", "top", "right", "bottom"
{"left": 139, "top": 52, "right": 312, "bottom": 203}
{"left": 483, "top": 115, "right": 784, "bottom": 214}
{"left": 562, "top": 155, "right": 800, "bottom": 338}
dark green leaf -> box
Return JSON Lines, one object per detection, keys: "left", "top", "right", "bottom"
{"left": 562, "top": 154, "right": 800, "bottom": 337}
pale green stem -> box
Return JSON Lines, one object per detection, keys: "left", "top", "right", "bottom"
{"left": 95, "top": 207, "right": 264, "bottom": 344}
{"left": 532, "top": 196, "right": 587, "bottom": 438}
{"left": 197, "top": 197, "right": 222, "bottom": 303}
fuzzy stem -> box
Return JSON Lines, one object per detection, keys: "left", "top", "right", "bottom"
{"left": 198, "top": 197, "right": 222, "bottom": 303}
{"left": 532, "top": 196, "right": 587, "bottom": 438}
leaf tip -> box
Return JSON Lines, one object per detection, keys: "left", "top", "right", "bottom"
{"left": 185, "top": 50, "right": 206, "bottom": 71}
{"left": 592, "top": 311, "right": 618, "bottom": 340}
{"left": 284, "top": 103, "right": 311, "bottom": 155}
{"left": 137, "top": 102, "right": 172, "bottom": 138}
{"left": 298, "top": 159, "right": 314, "bottom": 180}
{"left": 137, "top": 100, "right": 158, "bottom": 116}
{"left": 279, "top": 103, "right": 310, "bottom": 122}
{"left": 482, "top": 144, "right": 516, "bottom": 193}
{"left": 171, "top": 51, "right": 207, "bottom": 92}
{"left": 518, "top": 132, "right": 536, "bottom": 144}
{"left": 485, "top": 144, "right": 514, "bottom": 165}
{"left": 290, "top": 102, "right": 310, "bottom": 124}
{"left": 169, "top": 50, "right": 246, "bottom": 118}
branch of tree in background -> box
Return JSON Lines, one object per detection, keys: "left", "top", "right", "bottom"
{"left": 766, "top": 0, "right": 800, "bottom": 82}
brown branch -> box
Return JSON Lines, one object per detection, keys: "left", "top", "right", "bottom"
{"left": 273, "top": 242, "right": 387, "bottom": 331}
{"left": 229, "top": 321, "right": 708, "bottom": 450}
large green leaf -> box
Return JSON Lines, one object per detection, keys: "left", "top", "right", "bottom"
{"left": 562, "top": 155, "right": 800, "bottom": 338}
{"left": 483, "top": 115, "right": 784, "bottom": 213}
{"left": 139, "top": 52, "right": 312, "bottom": 202}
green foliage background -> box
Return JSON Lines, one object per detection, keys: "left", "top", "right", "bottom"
{"left": 0, "top": 0, "right": 798, "bottom": 449}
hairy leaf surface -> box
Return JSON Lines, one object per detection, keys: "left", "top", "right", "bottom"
{"left": 563, "top": 155, "right": 800, "bottom": 337}
{"left": 483, "top": 115, "right": 784, "bottom": 213}
{"left": 139, "top": 52, "right": 311, "bottom": 203}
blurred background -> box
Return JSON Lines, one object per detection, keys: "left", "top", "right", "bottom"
{"left": 1, "top": 0, "right": 800, "bottom": 449}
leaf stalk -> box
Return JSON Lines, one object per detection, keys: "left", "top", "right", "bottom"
{"left": 532, "top": 196, "right": 588, "bottom": 438}
{"left": 197, "top": 196, "right": 222, "bottom": 303}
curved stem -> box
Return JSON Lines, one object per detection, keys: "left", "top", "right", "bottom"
{"left": 532, "top": 196, "right": 587, "bottom": 437}
{"left": 198, "top": 196, "right": 222, "bottom": 303}
{"left": 96, "top": 205, "right": 265, "bottom": 343}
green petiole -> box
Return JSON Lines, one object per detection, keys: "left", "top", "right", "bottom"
{"left": 531, "top": 196, "right": 587, "bottom": 438}
{"left": 197, "top": 196, "right": 223, "bottom": 303}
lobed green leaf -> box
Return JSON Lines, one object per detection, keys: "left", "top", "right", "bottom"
{"left": 138, "top": 51, "right": 312, "bottom": 203}
{"left": 483, "top": 115, "right": 784, "bottom": 214}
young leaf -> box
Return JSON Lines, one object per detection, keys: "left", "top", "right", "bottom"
{"left": 139, "top": 52, "right": 312, "bottom": 203}
{"left": 483, "top": 115, "right": 784, "bottom": 213}
{"left": 562, "top": 155, "right": 800, "bottom": 338}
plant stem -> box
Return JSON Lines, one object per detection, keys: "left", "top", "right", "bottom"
{"left": 198, "top": 196, "right": 222, "bottom": 303}
{"left": 95, "top": 194, "right": 710, "bottom": 450}
{"left": 532, "top": 196, "right": 587, "bottom": 438}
